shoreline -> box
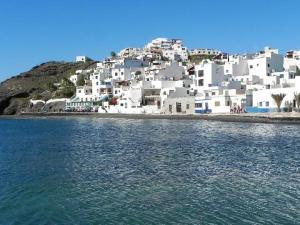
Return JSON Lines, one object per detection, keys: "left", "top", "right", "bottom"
{"left": 1, "top": 112, "right": 300, "bottom": 124}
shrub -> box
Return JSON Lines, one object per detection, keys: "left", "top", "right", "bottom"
{"left": 76, "top": 75, "right": 85, "bottom": 86}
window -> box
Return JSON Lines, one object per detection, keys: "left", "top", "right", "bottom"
{"left": 187, "top": 90, "right": 190, "bottom": 95}
{"left": 226, "top": 101, "right": 230, "bottom": 106}
{"left": 267, "top": 64, "right": 270, "bottom": 67}
{"left": 215, "top": 101, "right": 220, "bottom": 106}
{"left": 95, "top": 76, "right": 98, "bottom": 79}
{"left": 186, "top": 104, "right": 190, "bottom": 109}
{"left": 266, "top": 101, "right": 269, "bottom": 107}
{"left": 96, "top": 82, "right": 99, "bottom": 85}
{"left": 250, "top": 65, "right": 253, "bottom": 69}
{"left": 257, "top": 64, "right": 259, "bottom": 67}
{"left": 195, "top": 103, "right": 202, "bottom": 108}
{"left": 205, "top": 93, "right": 209, "bottom": 97}
{"left": 198, "top": 79, "right": 204, "bottom": 86}
{"left": 78, "top": 90, "right": 81, "bottom": 93}
{"left": 198, "top": 70, "right": 204, "bottom": 77}
{"left": 176, "top": 102, "right": 182, "bottom": 112}
{"left": 212, "top": 92, "right": 216, "bottom": 96}
{"left": 169, "top": 105, "right": 172, "bottom": 113}
{"left": 115, "top": 72, "right": 118, "bottom": 76}
{"left": 121, "top": 72, "right": 124, "bottom": 75}
{"left": 120, "top": 103, "right": 124, "bottom": 106}
{"left": 259, "top": 102, "right": 262, "bottom": 107}
{"left": 115, "top": 90, "right": 118, "bottom": 94}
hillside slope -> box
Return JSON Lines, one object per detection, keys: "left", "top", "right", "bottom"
{"left": 0, "top": 61, "right": 97, "bottom": 115}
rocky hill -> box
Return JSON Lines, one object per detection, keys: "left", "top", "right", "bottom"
{"left": 0, "top": 61, "right": 97, "bottom": 115}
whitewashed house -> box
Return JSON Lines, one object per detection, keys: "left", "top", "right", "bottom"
{"left": 247, "top": 47, "right": 284, "bottom": 85}
{"left": 192, "top": 60, "right": 224, "bottom": 91}
{"left": 195, "top": 88, "right": 247, "bottom": 114}
{"left": 76, "top": 56, "right": 90, "bottom": 63}
{"left": 161, "top": 87, "right": 195, "bottom": 115}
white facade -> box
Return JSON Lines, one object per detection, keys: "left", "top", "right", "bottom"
{"left": 69, "top": 74, "right": 78, "bottom": 85}
{"left": 193, "top": 61, "right": 224, "bottom": 89}
{"left": 76, "top": 86, "right": 93, "bottom": 102}
{"left": 195, "top": 88, "right": 247, "bottom": 114}
{"left": 146, "top": 38, "right": 188, "bottom": 61}
{"left": 247, "top": 48, "right": 284, "bottom": 83}
{"left": 189, "top": 48, "right": 221, "bottom": 56}
{"left": 224, "top": 55, "right": 249, "bottom": 77}
{"left": 252, "top": 87, "right": 298, "bottom": 111}
{"left": 284, "top": 57, "right": 300, "bottom": 72}
{"left": 76, "top": 56, "right": 89, "bottom": 63}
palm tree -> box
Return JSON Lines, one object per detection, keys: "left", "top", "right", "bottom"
{"left": 271, "top": 93, "right": 286, "bottom": 112}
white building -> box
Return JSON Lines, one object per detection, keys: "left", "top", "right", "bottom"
{"left": 69, "top": 74, "right": 79, "bottom": 85}
{"left": 193, "top": 60, "right": 224, "bottom": 90}
{"left": 195, "top": 88, "right": 247, "bottom": 114}
{"left": 284, "top": 50, "right": 300, "bottom": 72}
{"left": 189, "top": 48, "right": 221, "bottom": 56}
{"left": 247, "top": 47, "right": 284, "bottom": 83}
{"left": 146, "top": 38, "right": 188, "bottom": 61}
{"left": 76, "top": 56, "right": 90, "bottom": 63}
{"left": 224, "top": 55, "right": 249, "bottom": 77}
{"left": 161, "top": 88, "right": 195, "bottom": 115}
{"left": 252, "top": 87, "right": 299, "bottom": 112}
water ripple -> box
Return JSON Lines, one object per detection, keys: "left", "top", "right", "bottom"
{"left": 0, "top": 118, "right": 299, "bottom": 224}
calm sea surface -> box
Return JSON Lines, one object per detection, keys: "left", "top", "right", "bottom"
{"left": 0, "top": 118, "right": 299, "bottom": 224}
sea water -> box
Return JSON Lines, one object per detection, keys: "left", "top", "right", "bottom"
{"left": 0, "top": 118, "right": 299, "bottom": 224}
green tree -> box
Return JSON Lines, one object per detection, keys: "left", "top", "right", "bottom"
{"left": 296, "top": 67, "right": 300, "bottom": 76}
{"left": 59, "top": 87, "right": 75, "bottom": 98}
{"left": 45, "top": 82, "right": 57, "bottom": 92}
{"left": 294, "top": 93, "right": 300, "bottom": 111}
{"left": 32, "top": 93, "right": 43, "bottom": 100}
{"left": 111, "top": 51, "right": 117, "bottom": 58}
{"left": 54, "top": 77, "right": 76, "bottom": 98}
{"left": 76, "top": 75, "right": 85, "bottom": 86}
{"left": 135, "top": 71, "right": 142, "bottom": 76}
{"left": 271, "top": 93, "right": 286, "bottom": 112}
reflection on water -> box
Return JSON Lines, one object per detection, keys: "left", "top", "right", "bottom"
{"left": 0, "top": 118, "right": 299, "bottom": 224}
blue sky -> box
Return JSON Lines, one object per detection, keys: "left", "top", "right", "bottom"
{"left": 1, "top": 0, "right": 300, "bottom": 81}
